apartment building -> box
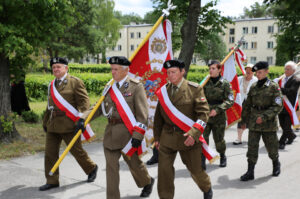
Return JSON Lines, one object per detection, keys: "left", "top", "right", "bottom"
{"left": 222, "top": 17, "right": 278, "bottom": 65}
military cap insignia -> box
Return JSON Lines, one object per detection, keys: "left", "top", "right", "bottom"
{"left": 228, "top": 93, "right": 234, "bottom": 101}
{"left": 254, "top": 66, "right": 257, "bottom": 71}
{"left": 124, "top": 82, "right": 129, "bottom": 88}
{"left": 111, "top": 57, "right": 115, "bottom": 63}
{"left": 275, "top": 96, "right": 282, "bottom": 105}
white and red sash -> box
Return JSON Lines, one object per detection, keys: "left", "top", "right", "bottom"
{"left": 278, "top": 78, "right": 299, "bottom": 125}
{"left": 156, "top": 84, "right": 218, "bottom": 162}
{"left": 49, "top": 80, "right": 95, "bottom": 141}
{"left": 109, "top": 83, "right": 147, "bottom": 157}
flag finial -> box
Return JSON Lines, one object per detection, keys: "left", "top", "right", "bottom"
{"left": 162, "top": 0, "right": 177, "bottom": 16}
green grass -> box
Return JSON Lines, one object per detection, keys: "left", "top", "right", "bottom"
{"left": 0, "top": 95, "right": 108, "bottom": 160}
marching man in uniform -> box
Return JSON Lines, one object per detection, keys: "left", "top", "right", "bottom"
{"left": 77, "top": 56, "right": 154, "bottom": 199}
{"left": 154, "top": 60, "right": 213, "bottom": 199}
{"left": 40, "top": 57, "right": 98, "bottom": 191}
{"left": 240, "top": 61, "right": 282, "bottom": 181}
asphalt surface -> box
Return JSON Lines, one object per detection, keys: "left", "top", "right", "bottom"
{"left": 0, "top": 126, "right": 299, "bottom": 199}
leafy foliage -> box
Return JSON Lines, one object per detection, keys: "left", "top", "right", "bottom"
{"left": 21, "top": 111, "right": 39, "bottom": 123}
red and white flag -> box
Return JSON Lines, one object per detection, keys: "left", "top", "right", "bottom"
{"left": 235, "top": 48, "right": 246, "bottom": 75}
{"left": 129, "top": 19, "right": 173, "bottom": 143}
{"left": 222, "top": 54, "right": 243, "bottom": 126}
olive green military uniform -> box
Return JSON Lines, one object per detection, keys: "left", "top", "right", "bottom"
{"left": 82, "top": 76, "right": 151, "bottom": 199}
{"left": 154, "top": 79, "right": 211, "bottom": 199}
{"left": 42, "top": 74, "right": 96, "bottom": 185}
{"left": 203, "top": 77, "right": 234, "bottom": 154}
{"left": 241, "top": 79, "right": 282, "bottom": 164}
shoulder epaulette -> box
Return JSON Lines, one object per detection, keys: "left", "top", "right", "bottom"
{"left": 70, "top": 75, "right": 80, "bottom": 80}
{"left": 129, "top": 78, "right": 139, "bottom": 84}
{"left": 188, "top": 81, "right": 199, "bottom": 88}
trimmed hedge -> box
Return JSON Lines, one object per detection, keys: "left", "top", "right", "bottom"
{"left": 25, "top": 66, "right": 284, "bottom": 101}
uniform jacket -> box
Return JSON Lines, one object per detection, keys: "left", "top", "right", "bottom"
{"left": 241, "top": 79, "right": 283, "bottom": 132}
{"left": 280, "top": 74, "right": 300, "bottom": 114}
{"left": 43, "top": 74, "right": 90, "bottom": 133}
{"left": 203, "top": 77, "right": 234, "bottom": 123}
{"left": 153, "top": 79, "right": 210, "bottom": 150}
{"left": 82, "top": 77, "right": 148, "bottom": 150}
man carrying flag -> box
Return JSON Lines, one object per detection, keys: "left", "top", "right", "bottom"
{"left": 78, "top": 56, "right": 154, "bottom": 198}
{"left": 154, "top": 60, "right": 213, "bottom": 199}
{"left": 40, "top": 57, "right": 98, "bottom": 191}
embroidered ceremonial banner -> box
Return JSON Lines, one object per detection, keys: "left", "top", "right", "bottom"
{"left": 156, "top": 85, "right": 218, "bottom": 162}
{"left": 128, "top": 19, "right": 173, "bottom": 144}
{"left": 50, "top": 80, "right": 95, "bottom": 141}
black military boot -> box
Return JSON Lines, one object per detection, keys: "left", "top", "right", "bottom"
{"left": 146, "top": 147, "right": 159, "bottom": 165}
{"left": 272, "top": 159, "right": 281, "bottom": 176}
{"left": 203, "top": 187, "right": 213, "bottom": 199}
{"left": 202, "top": 154, "right": 206, "bottom": 170}
{"left": 240, "top": 163, "right": 255, "bottom": 181}
{"left": 219, "top": 153, "right": 227, "bottom": 167}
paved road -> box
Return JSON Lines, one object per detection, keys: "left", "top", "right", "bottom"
{"left": 0, "top": 126, "right": 299, "bottom": 199}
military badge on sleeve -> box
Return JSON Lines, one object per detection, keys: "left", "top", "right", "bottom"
{"left": 275, "top": 97, "right": 282, "bottom": 105}
{"left": 228, "top": 93, "right": 234, "bottom": 101}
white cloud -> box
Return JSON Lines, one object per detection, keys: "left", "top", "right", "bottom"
{"left": 114, "top": 0, "right": 154, "bottom": 17}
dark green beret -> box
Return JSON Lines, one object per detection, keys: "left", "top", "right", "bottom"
{"left": 252, "top": 61, "right": 269, "bottom": 72}
{"left": 208, "top": 60, "right": 220, "bottom": 67}
{"left": 163, "top": 60, "right": 185, "bottom": 69}
{"left": 50, "top": 57, "right": 68, "bottom": 67}
{"left": 109, "top": 56, "right": 131, "bottom": 66}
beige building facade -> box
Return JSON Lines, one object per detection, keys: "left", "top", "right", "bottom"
{"left": 222, "top": 17, "right": 278, "bottom": 65}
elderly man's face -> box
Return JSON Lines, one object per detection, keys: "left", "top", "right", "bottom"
{"left": 111, "top": 64, "right": 128, "bottom": 82}
{"left": 245, "top": 67, "right": 254, "bottom": 79}
{"left": 52, "top": 63, "right": 68, "bottom": 79}
{"left": 284, "top": 65, "right": 295, "bottom": 77}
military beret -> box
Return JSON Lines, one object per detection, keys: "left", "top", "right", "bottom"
{"left": 109, "top": 56, "right": 131, "bottom": 66}
{"left": 50, "top": 57, "right": 68, "bottom": 67}
{"left": 163, "top": 60, "right": 185, "bottom": 69}
{"left": 252, "top": 61, "right": 269, "bottom": 72}
{"left": 208, "top": 60, "right": 220, "bottom": 67}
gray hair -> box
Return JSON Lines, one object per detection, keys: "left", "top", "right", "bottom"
{"left": 285, "top": 61, "right": 297, "bottom": 71}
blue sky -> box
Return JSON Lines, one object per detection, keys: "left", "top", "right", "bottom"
{"left": 114, "top": 0, "right": 265, "bottom": 18}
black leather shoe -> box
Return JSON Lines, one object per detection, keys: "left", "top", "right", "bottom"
{"left": 140, "top": 177, "right": 155, "bottom": 197}
{"left": 87, "top": 165, "right": 98, "bottom": 182}
{"left": 39, "top": 184, "right": 59, "bottom": 191}
{"left": 219, "top": 154, "right": 227, "bottom": 167}
{"left": 240, "top": 163, "right": 255, "bottom": 181}
{"left": 146, "top": 156, "right": 158, "bottom": 165}
{"left": 272, "top": 159, "right": 281, "bottom": 177}
{"left": 286, "top": 134, "right": 296, "bottom": 144}
{"left": 204, "top": 188, "right": 213, "bottom": 199}
{"left": 279, "top": 143, "right": 285, "bottom": 150}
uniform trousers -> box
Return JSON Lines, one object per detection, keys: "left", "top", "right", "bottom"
{"left": 157, "top": 144, "right": 211, "bottom": 199}
{"left": 203, "top": 120, "right": 226, "bottom": 154}
{"left": 278, "top": 112, "right": 296, "bottom": 144}
{"left": 45, "top": 132, "right": 96, "bottom": 184}
{"left": 247, "top": 131, "right": 279, "bottom": 165}
{"left": 104, "top": 147, "right": 151, "bottom": 199}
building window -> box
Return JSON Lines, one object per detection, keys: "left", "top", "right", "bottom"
{"left": 130, "top": 45, "right": 134, "bottom": 51}
{"left": 242, "top": 42, "right": 248, "bottom": 49}
{"left": 137, "top": 32, "right": 141, "bottom": 38}
{"left": 119, "top": 32, "right": 122, "bottom": 38}
{"left": 243, "top": 27, "right": 248, "bottom": 34}
{"left": 252, "top": 26, "right": 257, "bottom": 34}
{"left": 130, "top": 32, "right": 134, "bottom": 38}
{"left": 250, "top": 57, "right": 257, "bottom": 64}
{"left": 251, "top": 42, "right": 257, "bottom": 49}
{"left": 112, "top": 46, "right": 115, "bottom": 51}
{"left": 267, "top": 56, "right": 273, "bottom": 65}
{"left": 229, "top": 36, "right": 235, "bottom": 43}
{"left": 268, "top": 26, "right": 274, "bottom": 33}
{"left": 267, "top": 41, "right": 274, "bottom": 49}
{"left": 229, "top": 28, "right": 235, "bottom": 35}
{"left": 118, "top": 45, "right": 122, "bottom": 51}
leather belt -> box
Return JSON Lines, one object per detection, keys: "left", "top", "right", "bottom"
{"left": 208, "top": 100, "right": 223, "bottom": 105}
{"left": 108, "top": 118, "right": 123, "bottom": 125}
{"left": 166, "top": 124, "right": 183, "bottom": 132}
{"left": 52, "top": 110, "right": 65, "bottom": 117}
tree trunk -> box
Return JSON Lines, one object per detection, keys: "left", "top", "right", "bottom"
{"left": 97, "top": 54, "right": 100, "bottom": 64}
{"left": 178, "top": 0, "right": 201, "bottom": 77}
{"left": 0, "top": 53, "right": 21, "bottom": 142}
{"left": 101, "top": 51, "right": 106, "bottom": 64}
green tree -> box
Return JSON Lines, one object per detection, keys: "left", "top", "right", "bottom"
{"left": 89, "top": 0, "right": 122, "bottom": 63}
{"left": 195, "top": 33, "right": 227, "bottom": 65}
{"left": 114, "top": 11, "right": 144, "bottom": 25}
{"left": 0, "top": 1, "right": 74, "bottom": 142}
{"left": 242, "top": 2, "right": 274, "bottom": 18}
{"left": 264, "top": 0, "right": 300, "bottom": 64}
{"left": 152, "top": 0, "right": 231, "bottom": 74}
